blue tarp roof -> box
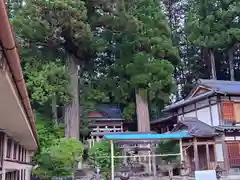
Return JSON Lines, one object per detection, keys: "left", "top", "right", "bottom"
{"left": 104, "top": 130, "right": 190, "bottom": 140}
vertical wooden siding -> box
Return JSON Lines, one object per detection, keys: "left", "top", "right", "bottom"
{"left": 234, "top": 103, "right": 240, "bottom": 122}
{"left": 227, "top": 142, "right": 240, "bottom": 167}
{"left": 222, "top": 102, "right": 235, "bottom": 121}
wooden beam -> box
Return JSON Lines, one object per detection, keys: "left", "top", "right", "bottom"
{"left": 206, "top": 143, "right": 210, "bottom": 169}
{"left": 222, "top": 135, "right": 230, "bottom": 170}
{"left": 180, "top": 139, "right": 183, "bottom": 162}
{"left": 92, "top": 127, "right": 122, "bottom": 132}
{"left": 209, "top": 99, "right": 214, "bottom": 126}
{"left": 183, "top": 141, "right": 214, "bottom": 146}
{"left": 193, "top": 138, "right": 199, "bottom": 170}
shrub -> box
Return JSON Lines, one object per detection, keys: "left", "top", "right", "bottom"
{"left": 34, "top": 138, "right": 84, "bottom": 179}
{"left": 156, "top": 140, "right": 180, "bottom": 163}
{"left": 88, "top": 141, "right": 121, "bottom": 179}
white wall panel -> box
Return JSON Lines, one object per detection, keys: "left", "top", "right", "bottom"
{"left": 215, "top": 144, "right": 224, "bottom": 162}
{"left": 197, "top": 107, "right": 211, "bottom": 125}
{"left": 212, "top": 104, "right": 220, "bottom": 126}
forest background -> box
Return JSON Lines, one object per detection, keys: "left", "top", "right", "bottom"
{"left": 5, "top": 0, "right": 240, "bottom": 178}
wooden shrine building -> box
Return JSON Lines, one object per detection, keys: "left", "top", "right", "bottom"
{"left": 151, "top": 79, "right": 240, "bottom": 174}
{"left": 87, "top": 104, "right": 124, "bottom": 148}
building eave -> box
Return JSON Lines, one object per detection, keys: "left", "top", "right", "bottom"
{"left": 164, "top": 91, "right": 216, "bottom": 112}
{"left": 150, "top": 114, "right": 177, "bottom": 124}
{"left": 0, "top": 1, "right": 39, "bottom": 149}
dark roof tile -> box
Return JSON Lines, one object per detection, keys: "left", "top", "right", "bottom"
{"left": 164, "top": 91, "right": 215, "bottom": 111}
{"left": 96, "top": 104, "right": 123, "bottom": 119}
{"left": 198, "top": 79, "right": 240, "bottom": 94}
{"left": 173, "top": 117, "right": 220, "bottom": 137}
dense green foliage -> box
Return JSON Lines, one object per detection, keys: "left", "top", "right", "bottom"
{"left": 187, "top": 0, "right": 240, "bottom": 48}
{"left": 23, "top": 56, "right": 70, "bottom": 105}
{"left": 83, "top": 0, "right": 179, "bottom": 120}
{"left": 13, "top": 0, "right": 92, "bottom": 59}
{"left": 33, "top": 113, "right": 84, "bottom": 178}
{"left": 34, "top": 137, "right": 84, "bottom": 179}
{"left": 12, "top": 0, "right": 93, "bottom": 116}
{"left": 34, "top": 113, "right": 63, "bottom": 154}
{"left": 88, "top": 141, "right": 120, "bottom": 178}
{"left": 7, "top": 0, "right": 240, "bottom": 177}
{"left": 156, "top": 140, "right": 180, "bottom": 163}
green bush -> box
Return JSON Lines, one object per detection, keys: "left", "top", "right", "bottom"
{"left": 88, "top": 141, "right": 121, "bottom": 179}
{"left": 34, "top": 138, "right": 84, "bottom": 179}
{"left": 156, "top": 140, "right": 180, "bottom": 163}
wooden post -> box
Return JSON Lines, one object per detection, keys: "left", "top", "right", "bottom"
{"left": 96, "top": 136, "right": 100, "bottom": 142}
{"left": 148, "top": 150, "right": 152, "bottom": 174}
{"left": 180, "top": 139, "right": 183, "bottom": 162}
{"left": 110, "top": 140, "right": 114, "bottom": 180}
{"left": 1, "top": 169, "right": 5, "bottom": 180}
{"left": 206, "top": 143, "right": 210, "bottom": 169}
{"left": 151, "top": 144, "right": 157, "bottom": 176}
{"left": 193, "top": 138, "right": 199, "bottom": 170}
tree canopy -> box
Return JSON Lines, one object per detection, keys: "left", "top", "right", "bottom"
{"left": 7, "top": 0, "right": 240, "bottom": 177}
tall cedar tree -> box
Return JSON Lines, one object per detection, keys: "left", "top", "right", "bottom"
{"left": 187, "top": 0, "right": 240, "bottom": 80}
{"left": 13, "top": 0, "right": 94, "bottom": 136}
{"left": 87, "top": 0, "right": 179, "bottom": 130}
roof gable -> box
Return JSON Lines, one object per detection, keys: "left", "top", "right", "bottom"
{"left": 164, "top": 90, "right": 215, "bottom": 111}
{"left": 186, "top": 85, "right": 212, "bottom": 100}
{"left": 164, "top": 79, "right": 240, "bottom": 112}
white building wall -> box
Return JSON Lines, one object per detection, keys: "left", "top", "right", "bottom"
{"left": 197, "top": 108, "right": 211, "bottom": 125}
{"left": 1, "top": 133, "right": 34, "bottom": 180}
{"left": 215, "top": 143, "right": 224, "bottom": 162}
{"left": 177, "top": 97, "right": 221, "bottom": 126}
{"left": 211, "top": 104, "right": 220, "bottom": 126}
{"left": 183, "top": 111, "right": 195, "bottom": 118}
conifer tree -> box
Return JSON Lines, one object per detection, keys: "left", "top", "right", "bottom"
{"left": 88, "top": 0, "right": 179, "bottom": 130}
{"left": 187, "top": 0, "right": 240, "bottom": 80}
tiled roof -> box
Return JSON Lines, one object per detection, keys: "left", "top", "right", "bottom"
{"left": 150, "top": 114, "right": 177, "bottom": 124}
{"left": 164, "top": 90, "right": 215, "bottom": 111}
{"left": 198, "top": 79, "right": 240, "bottom": 94}
{"left": 173, "top": 117, "right": 221, "bottom": 137}
{"left": 216, "top": 125, "right": 240, "bottom": 131}
{"left": 165, "top": 79, "right": 240, "bottom": 111}
{"left": 95, "top": 104, "right": 123, "bottom": 119}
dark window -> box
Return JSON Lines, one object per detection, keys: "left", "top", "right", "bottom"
{"left": 6, "top": 138, "right": 12, "bottom": 158}
{"left": 21, "top": 170, "right": 25, "bottom": 180}
{"left": 12, "top": 171, "right": 16, "bottom": 180}
{"left": 0, "top": 133, "right": 4, "bottom": 162}
{"left": 16, "top": 171, "right": 19, "bottom": 180}
{"left": 21, "top": 170, "right": 24, "bottom": 180}
{"left": 18, "top": 146, "right": 21, "bottom": 161}
{"left": 21, "top": 148, "right": 24, "bottom": 162}
{"left": 13, "top": 142, "right": 17, "bottom": 159}
{"left": 24, "top": 150, "right": 27, "bottom": 162}
{"left": 6, "top": 173, "right": 10, "bottom": 180}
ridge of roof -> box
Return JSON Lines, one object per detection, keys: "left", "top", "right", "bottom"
{"left": 164, "top": 90, "right": 215, "bottom": 111}
{"left": 198, "top": 79, "right": 240, "bottom": 95}
{"left": 198, "top": 79, "right": 240, "bottom": 85}
{"left": 165, "top": 79, "right": 240, "bottom": 112}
